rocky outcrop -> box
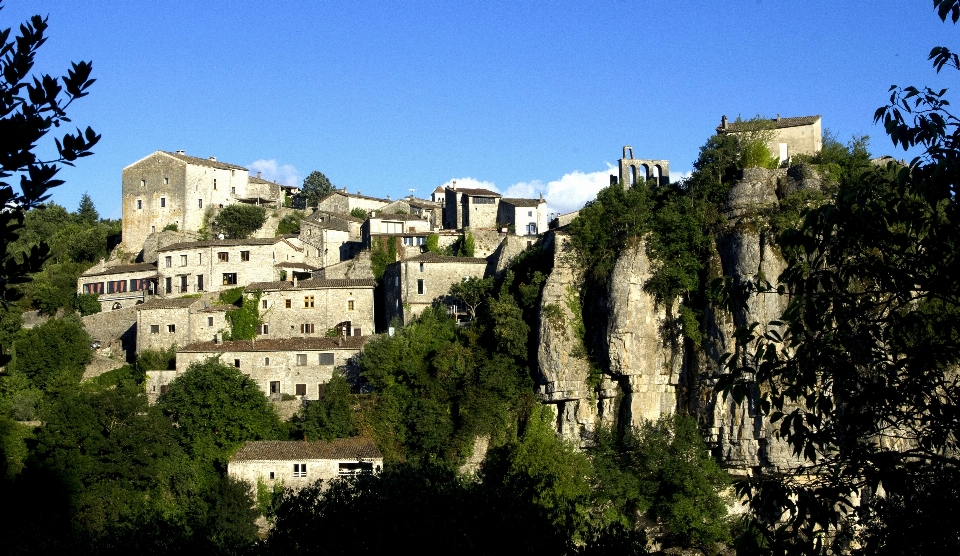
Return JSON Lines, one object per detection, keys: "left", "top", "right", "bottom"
{"left": 606, "top": 241, "right": 683, "bottom": 431}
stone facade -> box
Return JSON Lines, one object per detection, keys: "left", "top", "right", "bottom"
{"left": 77, "top": 262, "right": 158, "bottom": 311}
{"left": 617, "top": 146, "right": 670, "bottom": 188}
{"left": 245, "top": 278, "right": 376, "bottom": 338}
{"left": 361, "top": 213, "right": 433, "bottom": 251}
{"left": 443, "top": 186, "right": 501, "bottom": 230}
{"left": 156, "top": 237, "right": 305, "bottom": 296}
{"left": 136, "top": 297, "right": 233, "bottom": 353}
{"left": 717, "top": 114, "right": 823, "bottom": 165}
{"left": 227, "top": 438, "right": 382, "bottom": 492}
{"left": 122, "top": 151, "right": 277, "bottom": 253}
{"left": 157, "top": 336, "right": 367, "bottom": 402}
{"left": 497, "top": 197, "right": 548, "bottom": 236}
{"left": 299, "top": 210, "right": 363, "bottom": 268}
{"left": 383, "top": 253, "right": 489, "bottom": 325}
{"left": 315, "top": 189, "right": 388, "bottom": 216}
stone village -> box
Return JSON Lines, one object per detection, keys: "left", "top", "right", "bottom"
{"left": 75, "top": 114, "right": 822, "bottom": 488}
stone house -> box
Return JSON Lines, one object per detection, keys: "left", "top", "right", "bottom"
{"left": 383, "top": 253, "right": 489, "bottom": 325}
{"left": 717, "top": 114, "right": 823, "bottom": 166}
{"left": 443, "top": 186, "right": 501, "bottom": 230}
{"left": 156, "top": 236, "right": 305, "bottom": 296}
{"left": 245, "top": 278, "right": 376, "bottom": 338}
{"left": 228, "top": 438, "right": 382, "bottom": 491}
{"left": 122, "top": 150, "right": 288, "bottom": 253}
{"left": 77, "top": 262, "right": 158, "bottom": 311}
{"left": 379, "top": 196, "right": 443, "bottom": 230}
{"left": 148, "top": 336, "right": 367, "bottom": 402}
{"left": 315, "top": 189, "right": 388, "bottom": 216}
{"left": 497, "top": 197, "right": 548, "bottom": 236}
{"left": 136, "top": 296, "right": 233, "bottom": 353}
{"left": 431, "top": 185, "right": 445, "bottom": 205}
{"left": 299, "top": 210, "right": 364, "bottom": 268}
{"left": 361, "top": 212, "right": 433, "bottom": 254}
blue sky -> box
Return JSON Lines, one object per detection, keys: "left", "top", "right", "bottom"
{"left": 7, "top": 1, "right": 957, "bottom": 218}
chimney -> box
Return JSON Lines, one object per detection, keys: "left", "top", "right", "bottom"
{"left": 176, "top": 150, "right": 185, "bottom": 155}
{"left": 776, "top": 114, "right": 781, "bottom": 122}
{"left": 257, "top": 172, "right": 261, "bottom": 179}
{"left": 293, "top": 275, "right": 298, "bottom": 287}
{"left": 721, "top": 115, "right": 728, "bottom": 129}
{"left": 386, "top": 195, "right": 390, "bottom": 201}
{"left": 357, "top": 190, "right": 361, "bottom": 195}
{"left": 452, "top": 179, "right": 457, "bottom": 191}
{"left": 209, "top": 156, "right": 217, "bottom": 161}
{"left": 99, "top": 257, "right": 105, "bottom": 271}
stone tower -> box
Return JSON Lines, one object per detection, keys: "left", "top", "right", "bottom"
{"left": 615, "top": 146, "right": 670, "bottom": 188}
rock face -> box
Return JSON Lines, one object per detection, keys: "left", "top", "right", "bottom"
{"left": 606, "top": 241, "right": 683, "bottom": 431}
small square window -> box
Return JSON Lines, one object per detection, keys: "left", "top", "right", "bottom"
{"left": 218, "top": 252, "right": 229, "bottom": 262}
{"left": 160, "top": 385, "right": 169, "bottom": 394}
{"left": 160, "top": 197, "right": 166, "bottom": 208}
{"left": 296, "top": 354, "right": 307, "bottom": 366}
{"left": 300, "top": 323, "right": 315, "bottom": 334}
{"left": 417, "top": 279, "right": 425, "bottom": 295}
{"left": 140, "top": 179, "right": 145, "bottom": 187}
{"left": 213, "top": 178, "right": 217, "bottom": 189}
{"left": 304, "top": 296, "right": 314, "bottom": 308}
{"left": 208, "top": 316, "right": 214, "bottom": 326}
{"left": 295, "top": 384, "right": 306, "bottom": 396}
{"left": 319, "top": 353, "right": 335, "bottom": 365}
{"left": 241, "top": 251, "right": 250, "bottom": 262}
{"left": 293, "top": 463, "right": 307, "bottom": 478}
{"left": 167, "top": 324, "right": 176, "bottom": 333}
{"left": 234, "top": 359, "right": 240, "bottom": 368}
{"left": 348, "top": 300, "right": 355, "bottom": 311}
{"left": 269, "top": 471, "right": 275, "bottom": 480}
{"left": 222, "top": 273, "right": 237, "bottom": 285}
{"left": 150, "top": 324, "right": 159, "bottom": 334}
{"left": 137, "top": 199, "right": 142, "bottom": 209}
{"left": 231, "top": 186, "right": 236, "bottom": 194}
{"left": 270, "top": 381, "right": 280, "bottom": 394}
{"left": 528, "top": 210, "right": 533, "bottom": 217}
{"left": 164, "top": 177, "right": 169, "bottom": 185}
{"left": 285, "top": 299, "right": 292, "bottom": 309}
{"left": 420, "top": 262, "right": 425, "bottom": 272}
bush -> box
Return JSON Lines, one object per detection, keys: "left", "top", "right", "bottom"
{"left": 214, "top": 204, "right": 267, "bottom": 239}
{"left": 350, "top": 207, "right": 368, "bottom": 219}
{"left": 162, "top": 222, "right": 178, "bottom": 232}
{"left": 292, "top": 373, "right": 356, "bottom": 441}
{"left": 74, "top": 293, "right": 101, "bottom": 316}
{"left": 137, "top": 346, "right": 177, "bottom": 371}
{"left": 276, "top": 213, "right": 301, "bottom": 235}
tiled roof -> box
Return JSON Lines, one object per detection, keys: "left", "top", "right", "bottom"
{"left": 157, "top": 237, "right": 290, "bottom": 252}
{"left": 248, "top": 175, "right": 279, "bottom": 185}
{"left": 433, "top": 186, "right": 445, "bottom": 193}
{"left": 161, "top": 151, "right": 248, "bottom": 171}
{"left": 405, "top": 253, "right": 488, "bottom": 264}
{"left": 407, "top": 198, "right": 440, "bottom": 209}
{"left": 244, "top": 278, "right": 376, "bottom": 292}
{"left": 181, "top": 336, "right": 368, "bottom": 352}
{"left": 137, "top": 297, "right": 201, "bottom": 310}
{"left": 317, "top": 190, "right": 390, "bottom": 205}
{"left": 306, "top": 210, "right": 365, "bottom": 224}
{"left": 80, "top": 262, "right": 158, "bottom": 278}
{"left": 231, "top": 438, "right": 382, "bottom": 462}
{"left": 274, "top": 262, "right": 319, "bottom": 271}
{"left": 371, "top": 212, "right": 431, "bottom": 222}
{"left": 720, "top": 115, "right": 821, "bottom": 132}
{"left": 450, "top": 187, "right": 501, "bottom": 197}
{"left": 501, "top": 197, "right": 544, "bottom": 207}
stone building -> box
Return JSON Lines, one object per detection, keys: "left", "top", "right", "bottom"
{"left": 443, "top": 186, "right": 501, "bottom": 230}
{"left": 136, "top": 296, "right": 233, "bottom": 353}
{"left": 245, "top": 278, "right": 376, "bottom": 338}
{"left": 361, "top": 212, "right": 433, "bottom": 253}
{"left": 431, "top": 185, "right": 445, "bottom": 205}
{"left": 315, "top": 189, "right": 389, "bottom": 216}
{"left": 497, "top": 197, "right": 548, "bottom": 236}
{"left": 299, "top": 210, "right": 364, "bottom": 268}
{"left": 149, "top": 336, "right": 367, "bottom": 402}
{"left": 77, "top": 262, "right": 158, "bottom": 311}
{"left": 379, "top": 196, "right": 443, "bottom": 230}
{"left": 228, "top": 438, "right": 382, "bottom": 491}
{"left": 156, "top": 237, "right": 305, "bottom": 296}
{"left": 383, "top": 253, "right": 489, "bottom": 324}
{"left": 617, "top": 146, "right": 670, "bottom": 188}
{"left": 122, "top": 151, "right": 289, "bottom": 253}
{"left": 716, "top": 114, "right": 823, "bottom": 166}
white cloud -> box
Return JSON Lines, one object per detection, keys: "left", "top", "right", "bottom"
{"left": 249, "top": 159, "right": 300, "bottom": 187}
{"left": 670, "top": 170, "right": 692, "bottom": 183}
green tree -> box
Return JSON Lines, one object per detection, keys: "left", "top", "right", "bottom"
{"left": 276, "top": 212, "right": 302, "bottom": 235}
{"left": 10, "top": 315, "right": 91, "bottom": 391}
{"left": 301, "top": 170, "right": 335, "bottom": 207}
{"left": 76, "top": 192, "right": 98, "bottom": 224}
{"left": 213, "top": 204, "right": 267, "bottom": 239}
{"left": 718, "top": 3, "right": 960, "bottom": 552}
{"left": 448, "top": 275, "right": 493, "bottom": 321}
{"left": 74, "top": 292, "right": 101, "bottom": 316}
{"left": 292, "top": 373, "right": 356, "bottom": 441}
{"left": 461, "top": 230, "right": 476, "bottom": 257}
{"left": 158, "top": 358, "right": 282, "bottom": 466}
{"left": 0, "top": 10, "right": 99, "bottom": 344}
{"left": 350, "top": 207, "right": 368, "bottom": 219}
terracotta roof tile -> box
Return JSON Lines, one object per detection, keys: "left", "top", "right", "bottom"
{"left": 137, "top": 297, "right": 202, "bottom": 310}
{"left": 80, "top": 262, "right": 158, "bottom": 278}
{"left": 180, "top": 336, "right": 368, "bottom": 352}
{"left": 231, "top": 438, "right": 382, "bottom": 462}
{"left": 274, "top": 262, "right": 319, "bottom": 271}
{"left": 244, "top": 278, "right": 376, "bottom": 292}
{"left": 371, "top": 213, "right": 432, "bottom": 222}
{"left": 157, "top": 237, "right": 292, "bottom": 252}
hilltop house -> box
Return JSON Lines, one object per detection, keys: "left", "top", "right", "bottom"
{"left": 156, "top": 237, "right": 305, "bottom": 296}
{"left": 244, "top": 278, "right": 376, "bottom": 339}
{"left": 121, "top": 150, "right": 294, "bottom": 252}
{"left": 77, "top": 262, "right": 158, "bottom": 311}
{"left": 497, "top": 197, "right": 548, "bottom": 236}
{"left": 228, "top": 438, "right": 382, "bottom": 491}
{"left": 383, "top": 253, "right": 489, "bottom": 325}
{"left": 315, "top": 189, "right": 389, "bottom": 216}
{"left": 136, "top": 297, "right": 233, "bottom": 353}
{"left": 443, "top": 186, "right": 501, "bottom": 230}
{"left": 299, "top": 210, "right": 364, "bottom": 268}
{"left": 361, "top": 212, "right": 433, "bottom": 255}
{"left": 717, "top": 114, "right": 823, "bottom": 166}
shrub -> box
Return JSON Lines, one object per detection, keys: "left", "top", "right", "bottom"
{"left": 350, "top": 207, "right": 368, "bottom": 219}
{"left": 214, "top": 204, "right": 267, "bottom": 239}
{"left": 74, "top": 293, "right": 101, "bottom": 316}
{"left": 276, "top": 213, "right": 301, "bottom": 235}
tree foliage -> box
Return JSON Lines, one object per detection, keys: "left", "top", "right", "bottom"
{"left": 300, "top": 170, "right": 335, "bottom": 208}
{"left": 292, "top": 373, "right": 356, "bottom": 441}
{"left": 10, "top": 315, "right": 91, "bottom": 391}
{"left": 275, "top": 212, "right": 301, "bottom": 235}
{"left": 213, "top": 204, "right": 266, "bottom": 239}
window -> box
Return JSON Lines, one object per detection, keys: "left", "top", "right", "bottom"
{"left": 222, "top": 273, "right": 237, "bottom": 285}
{"left": 293, "top": 463, "right": 307, "bottom": 478}
{"left": 213, "top": 179, "right": 217, "bottom": 189}
{"left": 140, "top": 179, "right": 145, "bottom": 187}
{"left": 241, "top": 251, "right": 250, "bottom": 262}
{"left": 296, "top": 354, "right": 307, "bottom": 366}
{"left": 152, "top": 225, "right": 156, "bottom": 233}
{"left": 167, "top": 324, "right": 176, "bottom": 333}
{"left": 107, "top": 280, "right": 127, "bottom": 294}
{"left": 234, "top": 359, "right": 240, "bottom": 368}
{"left": 270, "top": 381, "right": 280, "bottom": 394}
{"left": 285, "top": 299, "right": 292, "bottom": 309}
{"left": 319, "top": 353, "right": 334, "bottom": 365}
{"left": 165, "top": 277, "right": 172, "bottom": 293}
{"left": 526, "top": 223, "right": 537, "bottom": 235}
{"left": 208, "top": 316, "right": 214, "bottom": 326}
{"left": 198, "top": 199, "right": 203, "bottom": 208}
{"left": 198, "top": 252, "right": 203, "bottom": 264}
{"left": 256, "top": 324, "right": 270, "bottom": 335}
{"left": 262, "top": 300, "right": 268, "bottom": 309}
{"left": 197, "top": 274, "right": 204, "bottom": 291}
{"left": 180, "top": 255, "right": 187, "bottom": 266}
{"left": 472, "top": 196, "right": 495, "bottom": 204}
{"left": 164, "top": 177, "right": 169, "bottom": 185}
{"left": 218, "top": 252, "right": 229, "bottom": 262}
{"left": 164, "top": 256, "right": 172, "bottom": 268}
{"left": 354, "top": 327, "right": 361, "bottom": 336}
{"left": 160, "top": 197, "right": 166, "bottom": 207}
{"left": 160, "top": 385, "right": 169, "bottom": 394}
{"left": 83, "top": 282, "right": 105, "bottom": 294}
{"left": 231, "top": 186, "right": 236, "bottom": 194}
{"left": 304, "top": 296, "right": 314, "bottom": 308}
{"left": 382, "top": 221, "right": 402, "bottom": 234}
{"left": 528, "top": 210, "right": 533, "bottom": 217}
{"left": 417, "top": 279, "right": 425, "bottom": 295}
{"left": 300, "top": 323, "right": 315, "bottom": 334}
{"left": 338, "top": 462, "right": 373, "bottom": 476}
{"left": 420, "top": 262, "right": 425, "bottom": 272}
{"left": 150, "top": 325, "right": 160, "bottom": 334}
{"left": 137, "top": 199, "right": 142, "bottom": 209}
{"left": 180, "top": 275, "right": 187, "bottom": 292}
{"left": 348, "top": 300, "right": 355, "bottom": 311}
{"left": 295, "top": 384, "right": 306, "bottom": 396}
{"left": 264, "top": 357, "right": 270, "bottom": 365}
{"left": 394, "top": 277, "right": 399, "bottom": 287}
{"left": 269, "top": 471, "right": 274, "bottom": 480}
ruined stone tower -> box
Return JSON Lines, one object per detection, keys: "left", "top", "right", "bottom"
{"left": 615, "top": 146, "right": 670, "bottom": 188}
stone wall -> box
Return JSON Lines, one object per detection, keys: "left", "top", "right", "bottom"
{"left": 252, "top": 279, "right": 376, "bottom": 338}
{"left": 384, "top": 254, "right": 489, "bottom": 325}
